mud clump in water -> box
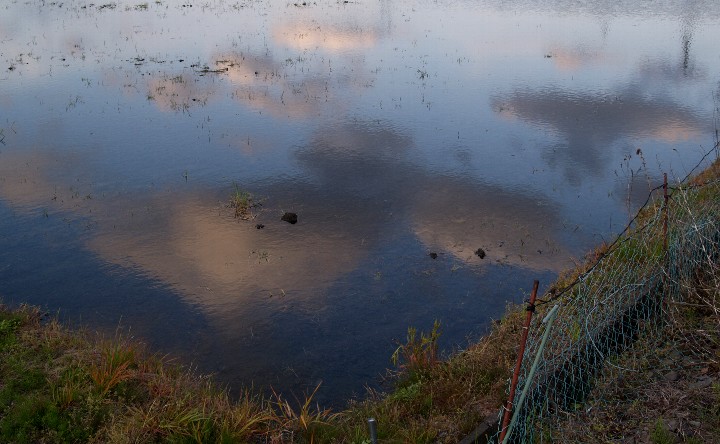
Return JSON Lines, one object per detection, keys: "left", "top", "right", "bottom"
{"left": 281, "top": 212, "right": 298, "bottom": 224}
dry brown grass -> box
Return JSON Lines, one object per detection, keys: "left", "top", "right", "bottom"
{"left": 328, "top": 306, "right": 527, "bottom": 443}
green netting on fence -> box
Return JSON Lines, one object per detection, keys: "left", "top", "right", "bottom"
{"left": 495, "top": 152, "right": 720, "bottom": 443}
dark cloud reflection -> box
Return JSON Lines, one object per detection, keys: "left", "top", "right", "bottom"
{"left": 295, "top": 121, "right": 416, "bottom": 199}
{"left": 295, "top": 121, "right": 573, "bottom": 271}
{"left": 492, "top": 86, "right": 707, "bottom": 184}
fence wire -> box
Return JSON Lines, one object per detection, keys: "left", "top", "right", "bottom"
{"left": 495, "top": 150, "right": 720, "bottom": 443}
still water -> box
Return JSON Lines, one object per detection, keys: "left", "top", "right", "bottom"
{"left": 1, "top": 0, "right": 719, "bottom": 406}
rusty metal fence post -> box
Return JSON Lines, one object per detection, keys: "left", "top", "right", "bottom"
{"left": 498, "top": 280, "right": 539, "bottom": 442}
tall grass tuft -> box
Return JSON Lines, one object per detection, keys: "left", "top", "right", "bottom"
{"left": 89, "top": 339, "right": 136, "bottom": 397}
{"left": 270, "top": 383, "right": 340, "bottom": 442}
{"left": 391, "top": 319, "right": 442, "bottom": 376}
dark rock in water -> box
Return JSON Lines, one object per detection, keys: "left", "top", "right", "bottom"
{"left": 281, "top": 212, "right": 298, "bottom": 224}
{"left": 475, "top": 248, "right": 486, "bottom": 259}
{"left": 255, "top": 224, "right": 265, "bottom": 229}
{"left": 429, "top": 252, "right": 438, "bottom": 259}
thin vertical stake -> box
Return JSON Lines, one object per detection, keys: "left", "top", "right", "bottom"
{"left": 663, "top": 173, "right": 669, "bottom": 254}
{"left": 368, "top": 418, "right": 378, "bottom": 444}
{"left": 498, "top": 280, "right": 539, "bottom": 442}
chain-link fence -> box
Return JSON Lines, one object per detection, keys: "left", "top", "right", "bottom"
{"left": 495, "top": 147, "right": 720, "bottom": 443}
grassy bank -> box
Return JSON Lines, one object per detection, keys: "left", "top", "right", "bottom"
{"left": 2, "top": 159, "right": 719, "bottom": 443}
{"left": 0, "top": 307, "right": 278, "bottom": 443}
{"left": 0, "top": 300, "right": 524, "bottom": 443}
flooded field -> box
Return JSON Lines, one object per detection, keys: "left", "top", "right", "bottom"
{"left": 1, "top": 0, "right": 719, "bottom": 406}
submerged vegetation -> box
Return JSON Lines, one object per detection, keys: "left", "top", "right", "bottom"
{"left": 2, "top": 157, "right": 719, "bottom": 442}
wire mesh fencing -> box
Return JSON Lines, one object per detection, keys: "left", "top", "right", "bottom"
{"left": 495, "top": 150, "right": 720, "bottom": 443}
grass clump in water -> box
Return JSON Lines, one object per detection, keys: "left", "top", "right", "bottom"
{"left": 229, "top": 182, "right": 256, "bottom": 219}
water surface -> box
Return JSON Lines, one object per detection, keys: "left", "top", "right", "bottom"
{"left": 1, "top": 0, "right": 719, "bottom": 406}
